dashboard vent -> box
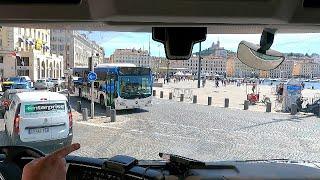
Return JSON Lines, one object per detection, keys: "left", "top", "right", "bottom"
{"left": 304, "top": 0, "right": 320, "bottom": 8}
{"left": 0, "top": 0, "right": 81, "bottom": 4}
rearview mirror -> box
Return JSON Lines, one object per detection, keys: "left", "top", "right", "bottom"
{"left": 237, "top": 28, "right": 285, "bottom": 71}
{"left": 237, "top": 41, "right": 285, "bottom": 71}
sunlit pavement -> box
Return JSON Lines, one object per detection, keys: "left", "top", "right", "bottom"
{"left": 1, "top": 96, "right": 320, "bottom": 162}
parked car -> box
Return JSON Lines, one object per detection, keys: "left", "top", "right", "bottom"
{"left": 11, "top": 82, "right": 31, "bottom": 90}
{"left": 4, "top": 91, "right": 73, "bottom": 149}
{"left": 51, "top": 78, "right": 64, "bottom": 87}
{"left": 34, "top": 79, "right": 54, "bottom": 90}
{"left": 72, "top": 77, "right": 84, "bottom": 85}
{"left": 0, "top": 89, "right": 33, "bottom": 118}
{"left": 1, "top": 76, "right": 32, "bottom": 92}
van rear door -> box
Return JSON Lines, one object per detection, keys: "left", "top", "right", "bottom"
{"left": 19, "top": 101, "right": 53, "bottom": 142}
{"left": 49, "top": 100, "right": 69, "bottom": 140}
{"left": 19, "top": 101, "right": 69, "bottom": 142}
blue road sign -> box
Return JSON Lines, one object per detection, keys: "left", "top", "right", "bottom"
{"left": 87, "top": 71, "right": 97, "bottom": 82}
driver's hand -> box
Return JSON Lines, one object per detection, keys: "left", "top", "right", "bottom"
{"left": 21, "top": 143, "right": 80, "bottom": 180}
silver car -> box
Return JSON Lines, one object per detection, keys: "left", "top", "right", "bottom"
{"left": 34, "top": 79, "right": 54, "bottom": 90}
{"left": 51, "top": 78, "right": 64, "bottom": 87}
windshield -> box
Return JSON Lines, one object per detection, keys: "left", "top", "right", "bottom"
{"left": 7, "top": 77, "right": 20, "bottom": 82}
{"left": 119, "top": 76, "right": 152, "bottom": 99}
{"left": 12, "top": 84, "right": 27, "bottom": 89}
{"left": 1, "top": 28, "right": 320, "bottom": 163}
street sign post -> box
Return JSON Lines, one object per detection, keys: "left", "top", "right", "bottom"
{"left": 88, "top": 57, "right": 95, "bottom": 119}
{"left": 87, "top": 72, "right": 97, "bottom": 82}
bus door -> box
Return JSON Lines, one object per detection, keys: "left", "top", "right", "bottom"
{"left": 105, "top": 73, "right": 117, "bottom": 108}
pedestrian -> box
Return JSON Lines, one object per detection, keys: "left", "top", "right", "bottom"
{"left": 215, "top": 80, "right": 219, "bottom": 88}
{"left": 252, "top": 83, "right": 256, "bottom": 93}
{"left": 301, "top": 82, "right": 305, "bottom": 89}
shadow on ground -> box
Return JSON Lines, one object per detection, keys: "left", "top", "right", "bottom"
{"left": 235, "top": 114, "right": 316, "bottom": 131}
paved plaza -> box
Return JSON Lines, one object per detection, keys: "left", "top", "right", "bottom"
{"left": 154, "top": 79, "right": 320, "bottom": 113}
{"left": 1, "top": 95, "right": 320, "bottom": 162}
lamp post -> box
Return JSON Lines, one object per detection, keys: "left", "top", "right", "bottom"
{"left": 197, "top": 42, "right": 202, "bottom": 88}
{"left": 166, "top": 60, "right": 170, "bottom": 83}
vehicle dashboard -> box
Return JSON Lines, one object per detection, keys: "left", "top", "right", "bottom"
{"left": 64, "top": 155, "right": 320, "bottom": 180}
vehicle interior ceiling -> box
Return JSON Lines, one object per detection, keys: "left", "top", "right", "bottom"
{"left": 0, "top": 0, "right": 320, "bottom": 179}
{"left": 0, "top": 0, "right": 320, "bottom": 34}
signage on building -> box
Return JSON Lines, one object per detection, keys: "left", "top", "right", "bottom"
{"left": 35, "top": 39, "right": 43, "bottom": 50}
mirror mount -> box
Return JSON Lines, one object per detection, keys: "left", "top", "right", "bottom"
{"left": 257, "top": 28, "right": 277, "bottom": 54}
{"left": 152, "top": 27, "right": 207, "bottom": 60}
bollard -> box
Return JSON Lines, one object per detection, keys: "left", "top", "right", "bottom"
{"left": 110, "top": 109, "right": 116, "bottom": 122}
{"left": 193, "top": 95, "right": 197, "bottom": 104}
{"left": 266, "top": 102, "right": 272, "bottom": 112}
{"left": 106, "top": 106, "right": 111, "bottom": 117}
{"left": 81, "top": 108, "right": 88, "bottom": 121}
{"left": 180, "top": 94, "right": 184, "bottom": 102}
{"left": 169, "top": 92, "right": 173, "bottom": 100}
{"left": 291, "top": 104, "right": 297, "bottom": 115}
{"left": 153, "top": 90, "right": 156, "bottom": 96}
{"left": 160, "top": 91, "right": 164, "bottom": 98}
{"left": 244, "top": 100, "right": 249, "bottom": 110}
{"left": 77, "top": 100, "right": 82, "bottom": 112}
{"left": 208, "top": 97, "right": 212, "bottom": 106}
{"left": 224, "top": 98, "right": 229, "bottom": 108}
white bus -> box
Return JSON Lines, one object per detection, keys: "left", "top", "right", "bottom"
{"left": 73, "top": 63, "right": 153, "bottom": 110}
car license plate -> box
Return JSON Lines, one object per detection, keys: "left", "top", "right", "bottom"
{"left": 28, "top": 127, "right": 49, "bottom": 134}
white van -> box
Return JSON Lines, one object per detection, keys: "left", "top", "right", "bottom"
{"left": 4, "top": 91, "right": 73, "bottom": 149}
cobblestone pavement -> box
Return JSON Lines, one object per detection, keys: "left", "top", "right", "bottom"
{"left": 1, "top": 96, "right": 320, "bottom": 162}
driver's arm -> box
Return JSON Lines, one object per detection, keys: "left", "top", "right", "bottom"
{"left": 22, "top": 143, "right": 80, "bottom": 180}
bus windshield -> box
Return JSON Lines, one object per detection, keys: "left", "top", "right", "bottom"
{"left": 119, "top": 76, "right": 152, "bottom": 99}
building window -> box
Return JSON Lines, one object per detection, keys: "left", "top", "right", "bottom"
{"left": 17, "top": 57, "right": 29, "bottom": 66}
{"left": 0, "top": 56, "right": 3, "bottom": 63}
{"left": 59, "top": 45, "right": 64, "bottom": 51}
{"left": 17, "top": 69, "right": 29, "bottom": 76}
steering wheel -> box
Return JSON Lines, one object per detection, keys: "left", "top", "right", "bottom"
{"left": 0, "top": 146, "right": 45, "bottom": 180}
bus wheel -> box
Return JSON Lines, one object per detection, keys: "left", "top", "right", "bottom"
{"left": 100, "top": 96, "right": 105, "bottom": 107}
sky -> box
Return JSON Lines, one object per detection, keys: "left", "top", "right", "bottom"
{"left": 82, "top": 31, "right": 320, "bottom": 57}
